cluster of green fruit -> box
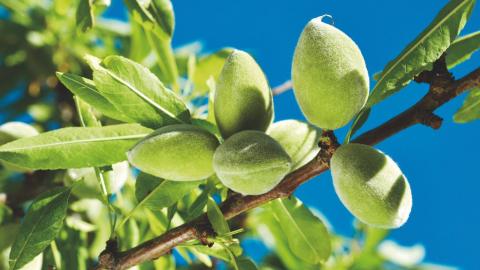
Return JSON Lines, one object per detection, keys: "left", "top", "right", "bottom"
{"left": 128, "top": 16, "right": 411, "bottom": 229}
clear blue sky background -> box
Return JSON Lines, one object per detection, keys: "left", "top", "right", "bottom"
{"left": 111, "top": 1, "right": 480, "bottom": 269}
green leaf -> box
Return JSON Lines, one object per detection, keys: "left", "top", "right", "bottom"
{"left": 453, "top": 88, "right": 480, "bottom": 123}
{"left": 74, "top": 97, "right": 101, "bottom": 128}
{"left": 344, "top": 108, "right": 371, "bottom": 144}
{"left": 135, "top": 172, "right": 199, "bottom": 210}
{"left": 76, "top": 0, "right": 94, "bottom": 32}
{"left": 0, "top": 124, "right": 151, "bottom": 170}
{"left": 9, "top": 187, "right": 71, "bottom": 270}
{"left": 124, "top": 0, "right": 179, "bottom": 86}
{"left": 87, "top": 55, "right": 190, "bottom": 129}
{"left": 56, "top": 72, "right": 132, "bottom": 123}
{"left": 270, "top": 197, "right": 331, "bottom": 264}
{"left": 193, "top": 48, "right": 233, "bottom": 94}
{"left": 446, "top": 31, "right": 480, "bottom": 68}
{"left": 235, "top": 257, "right": 258, "bottom": 270}
{"left": 207, "top": 197, "right": 230, "bottom": 237}
{"left": 367, "top": 0, "right": 476, "bottom": 107}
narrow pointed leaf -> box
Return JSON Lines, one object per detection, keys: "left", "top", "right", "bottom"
{"left": 453, "top": 88, "right": 480, "bottom": 123}
{"left": 446, "top": 31, "right": 480, "bottom": 68}
{"left": 135, "top": 172, "right": 199, "bottom": 210}
{"left": 9, "top": 187, "right": 71, "bottom": 270}
{"left": 87, "top": 55, "right": 189, "bottom": 129}
{"left": 76, "top": 0, "right": 94, "bottom": 32}
{"left": 0, "top": 124, "right": 151, "bottom": 170}
{"left": 207, "top": 197, "right": 230, "bottom": 236}
{"left": 57, "top": 72, "right": 132, "bottom": 123}
{"left": 344, "top": 108, "right": 371, "bottom": 144}
{"left": 270, "top": 197, "right": 331, "bottom": 264}
{"left": 368, "top": 0, "right": 476, "bottom": 106}
{"left": 124, "top": 0, "right": 179, "bottom": 86}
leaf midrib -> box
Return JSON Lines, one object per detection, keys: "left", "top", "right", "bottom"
{"left": 60, "top": 73, "right": 97, "bottom": 93}
{"left": 0, "top": 134, "right": 147, "bottom": 152}
{"left": 102, "top": 65, "right": 185, "bottom": 124}
{"left": 9, "top": 190, "right": 68, "bottom": 270}
{"left": 372, "top": 0, "right": 471, "bottom": 96}
{"left": 276, "top": 200, "right": 319, "bottom": 260}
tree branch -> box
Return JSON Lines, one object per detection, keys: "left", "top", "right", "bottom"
{"left": 95, "top": 62, "right": 480, "bottom": 270}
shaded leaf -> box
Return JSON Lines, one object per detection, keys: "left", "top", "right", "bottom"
{"left": 87, "top": 55, "right": 190, "bottom": 128}
{"left": 344, "top": 108, "right": 371, "bottom": 144}
{"left": 368, "top": 0, "right": 476, "bottom": 106}
{"left": 207, "top": 197, "right": 230, "bottom": 236}
{"left": 446, "top": 31, "right": 480, "bottom": 68}
{"left": 76, "top": 0, "right": 94, "bottom": 32}
{"left": 57, "top": 72, "right": 132, "bottom": 123}
{"left": 0, "top": 124, "right": 151, "bottom": 170}
{"left": 135, "top": 172, "right": 199, "bottom": 210}
{"left": 453, "top": 88, "right": 480, "bottom": 123}
{"left": 270, "top": 197, "right": 331, "bottom": 264}
{"left": 9, "top": 187, "right": 71, "bottom": 270}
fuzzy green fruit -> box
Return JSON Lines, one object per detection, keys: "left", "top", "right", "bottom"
{"left": 128, "top": 124, "right": 219, "bottom": 181}
{"left": 267, "top": 120, "right": 321, "bottom": 170}
{"left": 0, "top": 122, "right": 39, "bottom": 172}
{"left": 214, "top": 50, "right": 273, "bottom": 138}
{"left": 331, "top": 143, "right": 412, "bottom": 228}
{"left": 292, "top": 16, "right": 369, "bottom": 130}
{"left": 213, "top": 130, "right": 292, "bottom": 195}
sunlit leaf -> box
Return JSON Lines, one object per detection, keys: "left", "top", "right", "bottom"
{"left": 57, "top": 72, "right": 133, "bottom": 123}
{"left": 453, "top": 88, "right": 480, "bottom": 123}
{"left": 86, "top": 55, "right": 190, "bottom": 128}
{"left": 368, "top": 0, "right": 476, "bottom": 106}
{"left": 270, "top": 197, "right": 331, "bottom": 264}
{"left": 0, "top": 124, "right": 151, "bottom": 170}
{"left": 446, "top": 31, "right": 480, "bottom": 68}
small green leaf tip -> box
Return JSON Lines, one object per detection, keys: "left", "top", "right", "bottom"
{"left": 292, "top": 16, "right": 369, "bottom": 130}
{"left": 214, "top": 49, "right": 274, "bottom": 138}
{"left": 330, "top": 143, "right": 412, "bottom": 228}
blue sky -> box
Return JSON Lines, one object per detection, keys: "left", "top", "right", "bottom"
{"left": 106, "top": 1, "right": 480, "bottom": 268}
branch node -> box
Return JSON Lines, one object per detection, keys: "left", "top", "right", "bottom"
{"left": 420, "top": 113, "right": 443, "bottom": 129}
{"left": 97, "top": 239, "right": 119, "bottom": 270}
{"left": 196, "top": 223, "right": 215, "bottom": 246}
{"left": 414, "top": 54, "right": 454, "bottom": 87}
{"left": 318, "top": 130, "right": 340, "bottom": 162}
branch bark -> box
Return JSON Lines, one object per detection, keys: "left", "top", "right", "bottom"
{"left": 96, "top": 61, "right": 480, "bottom": 270}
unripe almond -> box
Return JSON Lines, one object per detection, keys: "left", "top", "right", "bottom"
{"left": 292, "top": 16, "right": 369, "bottom": 130}
{"left": 213, "top": 130, "right": 292, "bottom": 195}
{"left": 267, "top": 120, "right": 321, "bottom": 170}
{"left": 214, "top": 50, "right": 273, "bottom": 138}
{"left": 128, "top": 124, "right": 219, "bottom": 181}
{"left": 330, "top": 143, "right": 412, "bottom": 228}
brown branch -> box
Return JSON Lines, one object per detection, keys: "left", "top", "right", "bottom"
{"left": 95, "top": 62, "right": 480, "bottom": 270}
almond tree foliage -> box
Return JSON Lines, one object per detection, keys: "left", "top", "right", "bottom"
{"left": 0, "top": 1, "right": 479, "bottom": 270}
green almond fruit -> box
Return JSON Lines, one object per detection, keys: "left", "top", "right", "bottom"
{"left": 214, "top": 50, "right": 273, "bottom": 138}
{"left": 0, "top": 122, "right": 39, "bottom": 172}
{"left": 267, "top": 120, "right": 321, "bottom": 170}
{"left": 213, "top": 130, "right": 292, "bottom": 195}
{"left": 128, "top": 124, "right": 219, "bottom": 181}
{"left": 292, "top": 16, "right": 369, "bottom": 130}
{"left": 330, "top": 143, "right": 412, "bottom": 228}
